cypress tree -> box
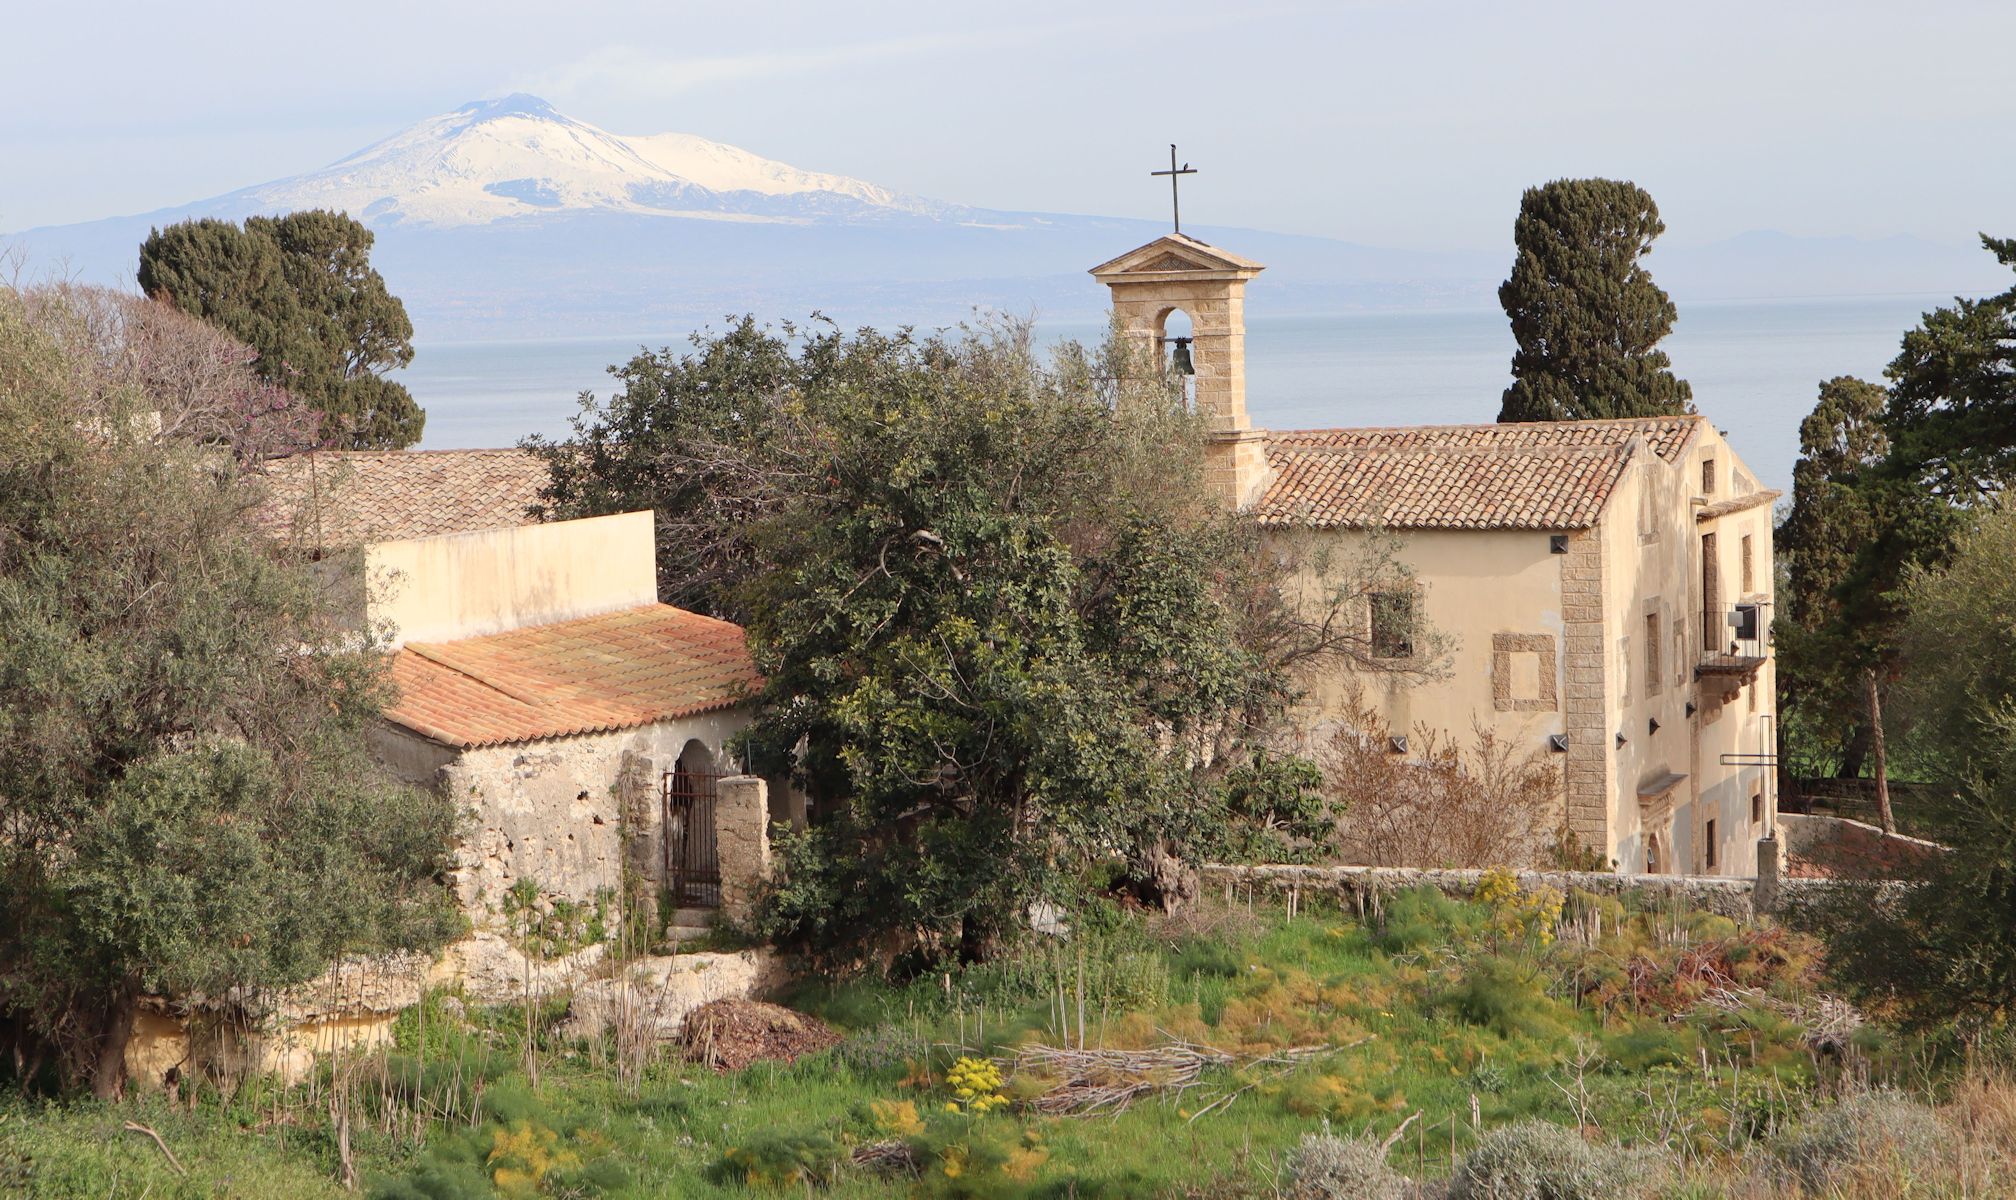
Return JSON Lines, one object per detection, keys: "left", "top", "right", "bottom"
{"left": 139, "top": 210, "right": 423, "bottom": 448}
{"left": 1496, "top": 179, "right": 1692, "bottom": 422}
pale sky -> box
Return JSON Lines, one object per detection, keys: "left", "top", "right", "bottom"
{"left": 5, "top": 0, "right": 2012, "bottom": 251}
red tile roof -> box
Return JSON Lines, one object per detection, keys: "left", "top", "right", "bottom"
{"left": 254, "top": 449, "right": 549, "bottom": 549}
{"left": 384, "top": 605, "right": 759, "bottom": 749}
{"left": 1255, "top": 416, "right": 1702, "bottom": 530}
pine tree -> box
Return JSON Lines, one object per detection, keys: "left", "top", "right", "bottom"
{"left": 1496, "top": 179, "right": 1692, "bottom": 423}
{"left": 139, "top": 211, "right": 424, "bottom": 448}
{"left": 1882, "top": 234, "right": 2016, "bottom": 500}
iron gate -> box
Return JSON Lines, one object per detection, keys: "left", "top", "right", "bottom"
{"left": 663, "top": 768, "right": 723, "bottom": 907}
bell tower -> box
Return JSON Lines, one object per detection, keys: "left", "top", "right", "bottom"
{"left": 1089, "top": 233, "right": 1271, "bottom": 507}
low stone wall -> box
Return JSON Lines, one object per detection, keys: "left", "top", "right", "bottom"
{"left": 124, "top": 939, "right": 785, "bottom": 1091}
{"left": 1779, "top": 812, "right": 1946, "bottom": 879}
{"left": 1201, "top": 861, "right": 1817, "bottom": 922}
{"left": 559, "top": 949, "right": 788, "bottom": 1043}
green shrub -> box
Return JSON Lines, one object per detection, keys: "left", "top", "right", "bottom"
{"left": 714, "top": 1130, "right": 846, "bottom": 1190}
{"left": 1601, "top": 1023, "right": 1690, "bottom": 1072}
{"left": 1448, "top": 1120, "right": 1649, "bottom": 1200}
{"left": 1377, "top": 884, "right": 1473, "bottom": 953}
{"left": 1438, "top": 959, "right": 1569, "bottom": 1040}
{"left": 1171, "top": 938, "right": 1243, "bottom": 980}
{"left": 1771, "top": 1089, "right": 1951, "bottom": 1193}
{"left": 1283, "top": 1129, "right": 1408, "bottom": 1200}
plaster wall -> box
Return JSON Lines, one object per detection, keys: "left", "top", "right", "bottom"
{"left": 362, "top": 510, "right": 658, "bottom": 647}
{"left": 1282, "top": 526, "right": 1571, "bottom": 850}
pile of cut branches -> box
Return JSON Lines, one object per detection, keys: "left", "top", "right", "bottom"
{"left": 1696, "top": 986, "right": 1864, "bottom": 1053}
{"left": 1004, "top": 1039, "right": 1343, "bottom": 1117}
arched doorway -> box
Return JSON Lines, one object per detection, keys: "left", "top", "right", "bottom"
{"left": 663, "top": 740, "right": 722, "bottom": 907}
{"left": 1646, "top": 831, "right": 1668, "bottom": 876}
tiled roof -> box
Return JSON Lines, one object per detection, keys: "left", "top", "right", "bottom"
{"left": 1254, "top": 416, "right": 1702, "bottom": 530}
{"left": 254, "top": 449, "right": 549, "bottom": 548}
{"left": 384, "top": 605, "right": 759, "bottom": 749}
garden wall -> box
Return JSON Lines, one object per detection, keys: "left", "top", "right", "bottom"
{"left": 1201, "top": 860, "right": 1820, "bottom": 922}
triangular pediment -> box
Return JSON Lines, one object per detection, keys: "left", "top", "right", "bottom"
{"left": 1088, "top": 233, "right": 1265, "bottom": 279}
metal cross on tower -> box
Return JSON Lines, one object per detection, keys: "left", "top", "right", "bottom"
{"left": 1151, "top": 144, "right": 1197, "bottom": 234}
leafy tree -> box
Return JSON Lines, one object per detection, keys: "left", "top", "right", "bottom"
{"left": 0, "top": 286, "right": 459, "bottom": 1097}
{"left": 1882, "top": 235, "right": 2016, "bottom": 501}
{"left": 1775, "top": 377, "right": 1894, "bottom": 780}
{"left": 138, "top": 210, "right": 424, "bottom": 448}
{"left": 536, "top": 318, "right": 1443, "bottom": 967}
{"left": 1794, "top": 510, "right": 2016, "bottom": 1022}
{"left": 1496, "top": 179, "right": 1693, "bottom": 422}
{"left": 524, "top": 317, "right": 802, "bottom": 617}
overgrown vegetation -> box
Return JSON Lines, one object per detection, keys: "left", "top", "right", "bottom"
{"left": 10, "top": 885, "right": 2016, "bottom": 1197}
{"left": 527, "top": 317, "right": 1446, "bottom": 969}
{"left": 0, "top": 283, "right": 459, "bottom": 1098}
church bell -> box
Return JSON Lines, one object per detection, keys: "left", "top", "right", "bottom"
{"left": 1167, "top": 336, "right": 1195, "bottom": 376}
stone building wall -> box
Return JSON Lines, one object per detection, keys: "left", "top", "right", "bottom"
{"left": 373, "top": 710, "right": 750, "bottom": 932}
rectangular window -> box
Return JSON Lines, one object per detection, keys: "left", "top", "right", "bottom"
{"left": 1673, "top": 627, "right": 1687, "bottom": 686}
{"left": 1619, "top": 635, "right": 1632, "bottom": 705}
{"left": 1705, "top": 819, "right": 1719, "bottom": 870}
{"left": 1702, "top": 458, "right": 1718, "bottom": 493}
{"left": 1751, "top": 790, "right": 1763, "bottom": 825}
{"left": 1741, "top": 534, "right": 1755, "bottom": 595}
{"left": 1645, "top": 612, "right": 1662, "bottom": 698}
{"left": 1369, "top": 592, "right": 1414, "bottom": 659}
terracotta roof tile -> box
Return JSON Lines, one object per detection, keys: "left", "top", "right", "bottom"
{"left": 1255, "top": 416, "right": 1701, "bottom": 530}
{"left": 384, "top": 605, "right": 759, "bottom": 749}
{"left": 254, "top": 449, "right": 548, "bottom": 548}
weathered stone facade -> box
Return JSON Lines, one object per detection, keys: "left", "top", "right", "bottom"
{"left": 374, "top": 711, "right": 751, "bottom": 932}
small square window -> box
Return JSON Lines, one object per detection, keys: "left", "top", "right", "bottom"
{"left": 1370, "top": 592, "right": 1414, "bottom": 659}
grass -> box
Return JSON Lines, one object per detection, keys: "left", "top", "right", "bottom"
{"left": 1, "top": 878, "right": 2005, "bottom": 1198}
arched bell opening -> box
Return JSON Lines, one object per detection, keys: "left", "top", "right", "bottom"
{"left": 662, "top": 738, "right": 723, "bottom": 908}
{"left": 1155, "top": 306, "right": 1196, "bottom": 404}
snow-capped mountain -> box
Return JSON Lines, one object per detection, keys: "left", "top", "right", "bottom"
{"left": 24, "top": 95, "right": 1990, "bottom": 343}
{"left": 206, "top": 94, "right": 947, "bottom": 227}
{"left": 7, "top": 95, "right": 1502, "bottom": 337}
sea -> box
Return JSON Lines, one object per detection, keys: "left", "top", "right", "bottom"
{"left": 403, "top": 294, "right": 1957, "bottom": 494}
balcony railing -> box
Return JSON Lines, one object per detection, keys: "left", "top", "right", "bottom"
{"left": 1697, "top": 603, "right": 1769, "bottom": 678}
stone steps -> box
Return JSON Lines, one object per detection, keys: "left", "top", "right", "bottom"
{"left": 665, "top": 907, "right": 717, "bottom": 946}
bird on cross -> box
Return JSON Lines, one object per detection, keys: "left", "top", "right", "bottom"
{"left": 1151, "top": 144, "right": 1196, "bottom": 234}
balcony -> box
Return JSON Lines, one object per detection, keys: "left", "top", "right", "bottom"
{"left": 1696, "top": 603, "right": 1769, "bottom": 680}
